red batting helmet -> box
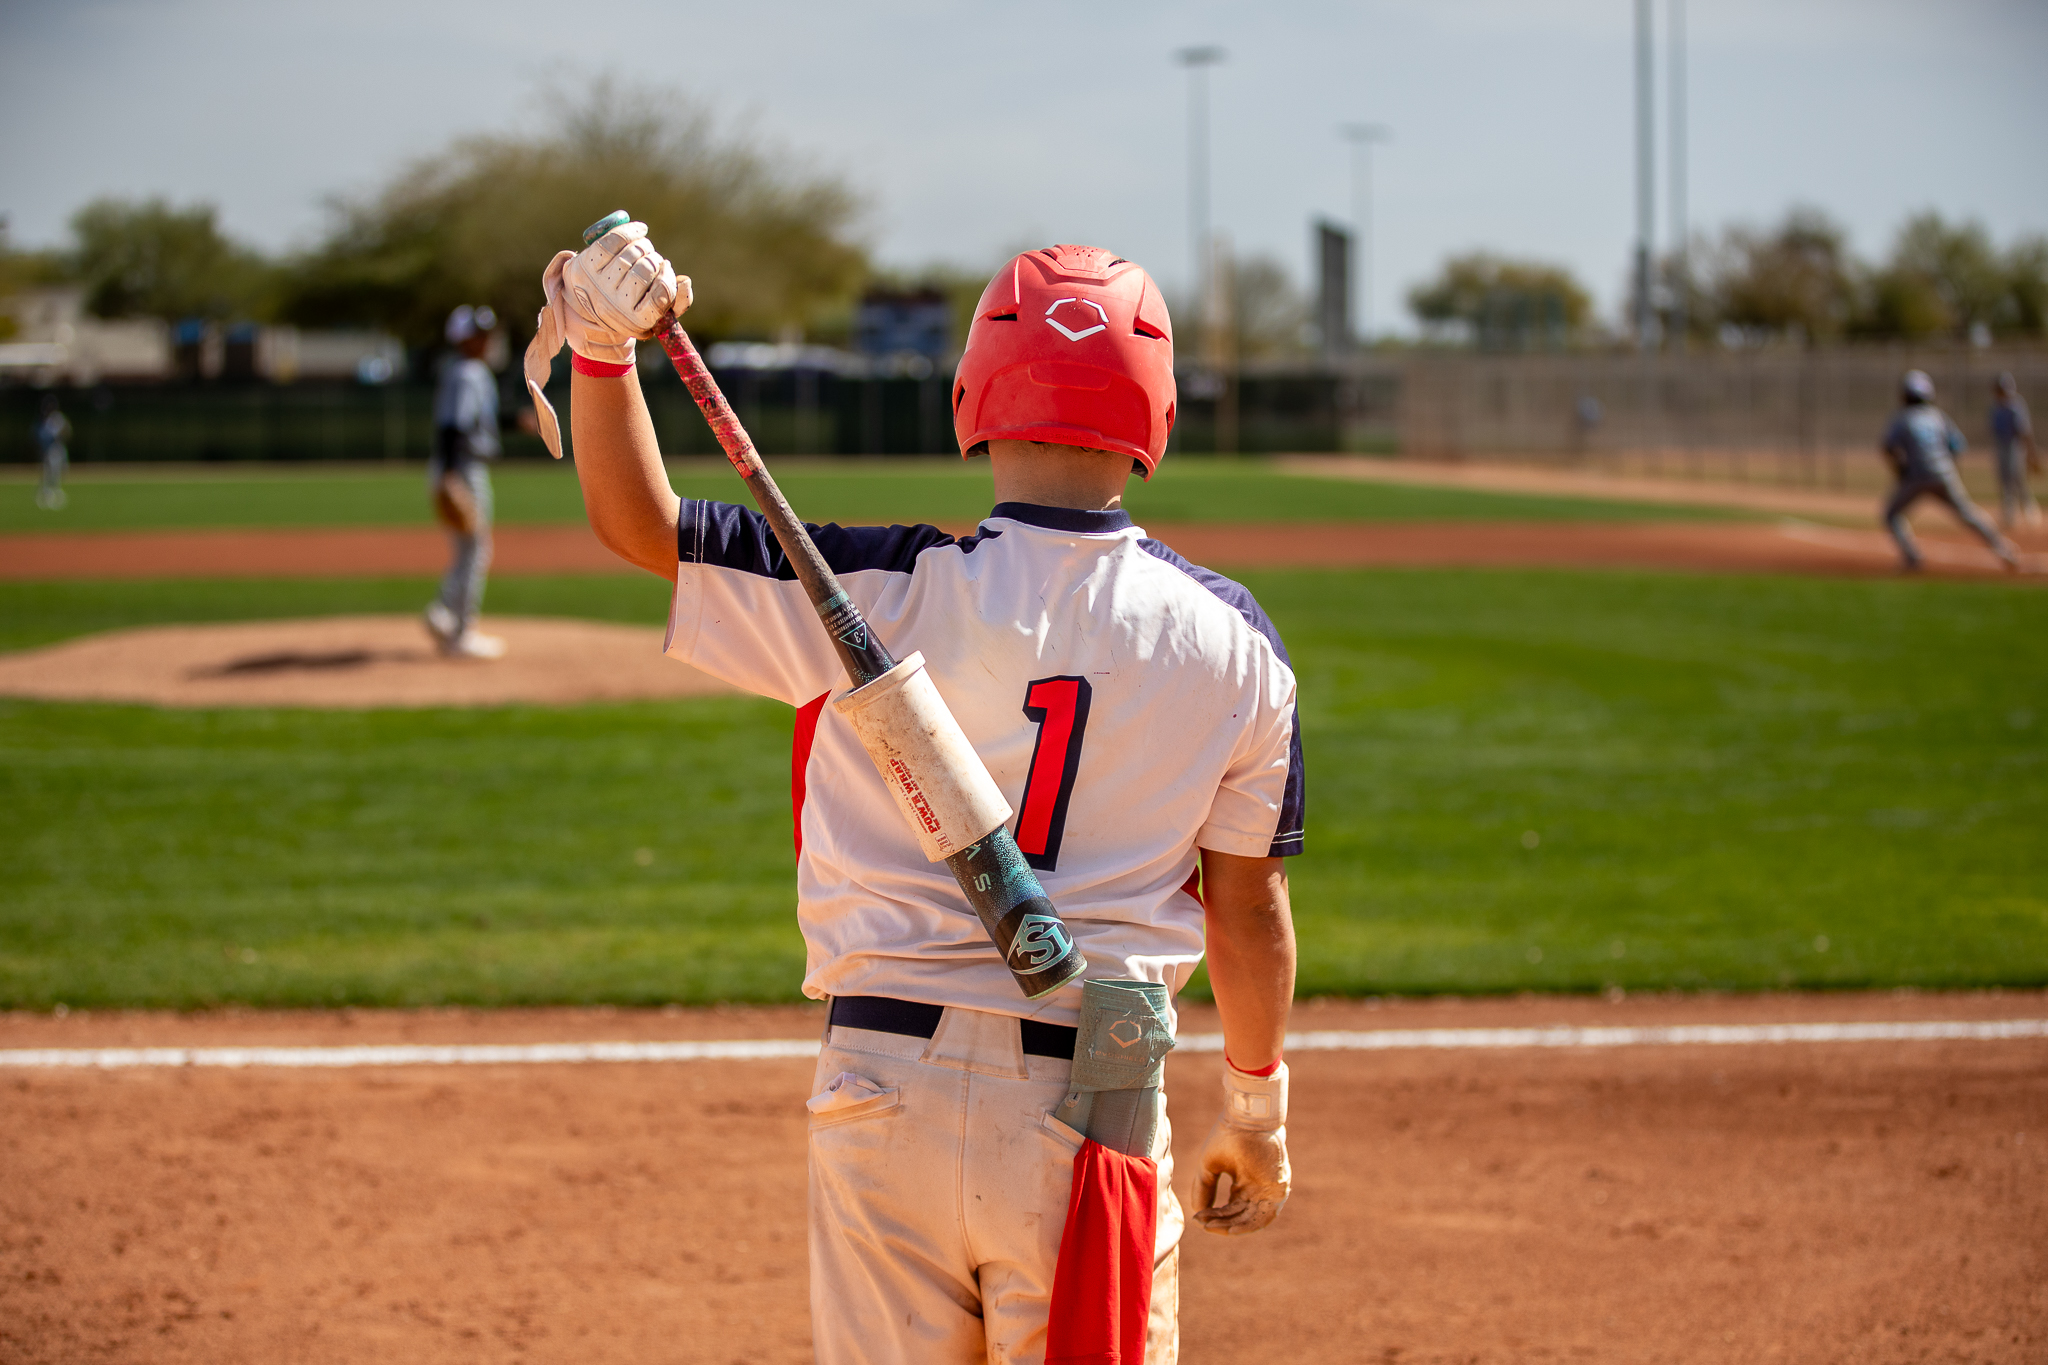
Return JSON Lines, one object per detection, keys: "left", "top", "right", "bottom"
{"left": 952, "top": 245, "right": 1177, "bottom": 477}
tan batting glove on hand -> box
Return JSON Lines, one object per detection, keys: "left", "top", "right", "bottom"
{"left": 1193, "top": 1060, "right": 1291, "bottom": 1236}
{"left": 524, "top": 220, "right": 692, "bottom": 458}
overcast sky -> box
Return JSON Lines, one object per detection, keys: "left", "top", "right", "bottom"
{"left": 4, "top": 0, "right": 2045, "bottom": 332}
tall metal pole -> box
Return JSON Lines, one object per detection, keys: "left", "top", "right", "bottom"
{"left": 1176, "top": 47, "right": 1225, "bottom": 328}
{"left": 1667, "top": 0, "right": 1688, "bottom": 351}
{"left": 1340, "top": 124, "right": 1390, "bottom": 346}
{"left": 1633, "top": 0, "right": 1655, "bottom": 352}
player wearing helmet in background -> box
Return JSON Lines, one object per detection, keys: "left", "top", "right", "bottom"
{"left": 1990, "top": 372, "right": 2040, "bottom": 529}
{"left": 1879, "top": 369, "right": 2020, "bottom": 572}
{"left": 424, "top": 304, "right": 507, "bottom": 658}
{"left": 547, "top": 231, "right": 1303, "bottom": 1364}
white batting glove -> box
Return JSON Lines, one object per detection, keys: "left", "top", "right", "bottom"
{"left": 536, "top": 220, "right": 688, "bottom": 366}
{"left": 1192, "top": 1060, "right": 1291, "bottom": 1236}
{"left": 523, "top": 221, "right": 692, "bottom": 458}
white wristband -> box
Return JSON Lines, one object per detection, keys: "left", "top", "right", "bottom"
{"left": 1222, "top": 1059, "right": 1288, "bottom": 1132}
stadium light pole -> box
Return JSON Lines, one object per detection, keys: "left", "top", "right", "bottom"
{"left": 1668, "top": 0, "right": 1688, "bottom": 351}
{"left": 1632, "top": 0, "right": 1656, "bottom": 352}
{"left": 1176, "top": 46, "right": 1226, "bottom": 330}
{"left": 1340, "top": 123, "right": 1391, "bottom": 346}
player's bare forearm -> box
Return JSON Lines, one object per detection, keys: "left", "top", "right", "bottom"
{"left": 568, "top": 369, "right": 682, "bottom": 582}
{"left": 1200, "top": 850, "right": 1296, "bottom": 1072}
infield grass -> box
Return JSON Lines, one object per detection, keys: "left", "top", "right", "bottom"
{"left": 0, "top": 457, "right": 1741, "bottom": 535}
{"left": 2, "top": 569, "right": 2042, "bottom": 1008}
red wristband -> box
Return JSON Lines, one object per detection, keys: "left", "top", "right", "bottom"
{"left": 571, "top": 353, "right": 635, "bottom": 378}
{"left": 1226, "top": 1054, "right": 1282, "bottom": 1078}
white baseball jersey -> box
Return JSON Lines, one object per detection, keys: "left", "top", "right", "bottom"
{"left": 664, "top": 500, "right": 1305, "bottom": 1025}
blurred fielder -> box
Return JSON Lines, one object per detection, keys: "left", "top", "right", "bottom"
{"left": 424, "top": 305, "right": 506, "bottom": 658}
{"left": 33, "top": 394, "right": 70, "bottom": 511}
{"left": 1990, "top": 372, "right": 2039, "bottom": 529}
{"left": 534, "top": 223, "right": 1303, "bottom": 1363}
{"left": 1879, "top": 369, "right": 2019, "bottom": 572}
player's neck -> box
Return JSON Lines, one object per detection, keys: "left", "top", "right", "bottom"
{"left": 987, "top": 440, "right": 1131, "bottom": 512}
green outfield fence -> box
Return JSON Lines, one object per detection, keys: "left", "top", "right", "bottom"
{"left": 0, "top": 366, "right": 956, "bottom": 464}
{"left": 11, "top": 346, "right": 2040, "bottom": 469}
{"left": 0, "top": 356, "right": 1397, "bottom": 464}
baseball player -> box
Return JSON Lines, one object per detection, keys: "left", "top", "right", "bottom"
{"left": 1990, "top": 372, "right": 2039, "bottom": 529}
{"left": 33, "top": 395, "right": 71, "bottom": 511}
{"left": 538, "top": 226, "right": 1302, "bottom": 1363}
{"left": 424, "top": 304, "right": 506, "bottom": 658}
{"left": 1879, "top": 369, "right": 2020, "bottom": 572}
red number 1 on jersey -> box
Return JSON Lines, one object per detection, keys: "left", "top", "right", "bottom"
{"left": 1015, "top": 676, "right": 1093, "bottom": 871}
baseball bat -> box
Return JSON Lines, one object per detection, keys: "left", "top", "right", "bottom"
{"left": 578, "top": 211, "right": 1087, "bottom": 1001}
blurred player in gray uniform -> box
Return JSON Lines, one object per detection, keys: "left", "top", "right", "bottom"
{"left": 424, "top": 305, "right": 506, "bottom": 658}
{"left": 1879, "top": 369, "right": 2019, "bottom": 572}
{"left": 1990, "top": 372, "right": 2039, "bottom": 529}
{"left": 33, "top": 395, "right": 71, "bottom": 511}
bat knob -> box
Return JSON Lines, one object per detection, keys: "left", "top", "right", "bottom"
{"left": 582, "top": 210, "right": 631, "bottom": 246}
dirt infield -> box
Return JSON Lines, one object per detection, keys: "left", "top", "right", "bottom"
{"left": 2, "top": 517, "right": 2042, "bottom": 581}
{"left": 3, "top": 991, "right": 2041, "bottom": 1364}
{"left": 0, "top": 615, "right": 733, "bottom": 708}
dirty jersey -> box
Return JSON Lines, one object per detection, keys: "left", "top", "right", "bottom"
{"left": 664, "top": 501, "right": 1304, "bottom": 1023}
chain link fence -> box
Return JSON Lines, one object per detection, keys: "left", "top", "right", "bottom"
{"left": 1400, "top": 347, "right": 2048, "bottom": 491}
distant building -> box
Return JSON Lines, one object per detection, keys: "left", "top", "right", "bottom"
{"left": 854, "top": 288, "right": 952, "bottom": 370}
{"left": 1314, "top": 220, "right": 1352, "bottom": 359}
{"left": 0, "top": 287, "right": 170, "bottom": 384}
{"left": 0, "top": 287, "right": 401, "bottom": 385}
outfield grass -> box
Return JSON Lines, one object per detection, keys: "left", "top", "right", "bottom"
{"left": 0, "top": 458, "right": 1740, "bottom": 535}
{"left": 2, "top": 569, "right": 2043, "bottom": 1008}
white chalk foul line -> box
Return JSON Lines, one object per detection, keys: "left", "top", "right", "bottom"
{"left": 0, "top": 1038, "right": 824, "bottom": 1070}
{"left": 0, "top": 1019, "right": 2042, "bottom": 1070}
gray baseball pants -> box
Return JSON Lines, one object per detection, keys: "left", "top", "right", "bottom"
{"left": 1996, "top": 444, "right": 2039, "bottom": 526}
{"left": 427, "top": 456, "right": 492, "bottom": 633}
{"left": 1883, "top": 470, "right": 2010, "bottom": 568}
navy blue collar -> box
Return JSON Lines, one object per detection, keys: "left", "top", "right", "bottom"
{"left": 987, "top": 502, "right": 1134, "bottom": 534}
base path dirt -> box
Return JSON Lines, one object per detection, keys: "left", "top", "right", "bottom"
{"left": 2, "top": 518, "right": 2041, "bottom": 581}
{"left": 2, "top": 991, "right": 2041, "bottom": 1364}
{"left": 0, "top": 615, "right": 734, "bottom": 708}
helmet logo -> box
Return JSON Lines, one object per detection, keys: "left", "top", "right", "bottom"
{"left": 1044, "top": 298, "right": 1109, "bottom": 342}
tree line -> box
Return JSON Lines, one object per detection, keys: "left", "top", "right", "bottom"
{"left": 0, "top": 84, "right": 869, "bottom": 353}
{"left": 1410, "top": 209, "right": 2048, "bottom": 352}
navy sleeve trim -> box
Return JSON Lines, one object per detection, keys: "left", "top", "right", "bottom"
{"left": 1137, "top": 537, "right": 1307, "bottom": 858}
{"left": 677, "top": 498, "right": 958, "bottom": 580}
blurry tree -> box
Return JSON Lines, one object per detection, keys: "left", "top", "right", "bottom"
{"left": 1408, "top": 253, "right": 1590, "bottom": 350}
{"left": 1701, "top": 207, "right": 1857, "bottom": 345}
{"left": 1231, "top": 253, "right": 1310, "bottom": 359}
{"left": 2007, "top": 235, "right": 2048, "bottom": 338}
{"left": 62, "top": 198, "right": 275, "bottom": 321}
{"left": 1856, "top": 212, "right": 2007, "bottom": 341}
{"left": 281, "top": 82, "right": 868, "bottom": 349}
{"left": 0, "top": 220, "right": 65, "bottom": 339}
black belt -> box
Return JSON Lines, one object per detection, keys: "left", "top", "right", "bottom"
{"left": 829, "top": 995, "right": 1078, "bottom": 1060}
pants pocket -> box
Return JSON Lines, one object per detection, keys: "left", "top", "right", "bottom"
{"left": 806, "top": 1070, "right": 903, "bottom": 1129}
{"left": 1042, "top": 1108, "right": 1088, "bottom": 1152}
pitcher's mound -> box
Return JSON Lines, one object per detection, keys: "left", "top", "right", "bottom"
{"left": 0, "top": 615, "right": 736, "bottom": 709}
